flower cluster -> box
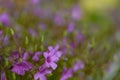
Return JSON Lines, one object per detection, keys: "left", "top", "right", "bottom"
{"left": 0, "top": 0, "right": 117, "bottom": 80}
{"left": 9, "top": 51, "right": 32, "bottom": 75}
{"left": 8, "top": 44, "right": 62, "bottom": 80}
{"left": 34, "top": 44, "right": 62, "bottom": 80}
{"left": 60, "top": 60, "right": 85, "bottom": 80}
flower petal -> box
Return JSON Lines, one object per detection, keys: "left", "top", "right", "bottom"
{"left": 34, "top": 72, "right": 40, "bottom": 80}
{"left": 40, "top": 75, "right": 46, "bottom": 80}
{"left": 48, "top": 46, "right": 53, "bottom": 51}
{"left": 54, "top": 44, "right": 59, "bottom": 50}
{"left": 22, "top": 52, "right": 29, "bottom": 61}
{"left": 56, "top": 51, "right": 62, "bottom": 58}
{"left": 32, "top": 52, "right": 41, "bottom": 61}
{"left": 43, "top": 52, "right": 49, "bottom": 58}
{"left": 34, "top": 72, "right": 46, "bottom": 80}
{"left": 51, "top": 56, "right": 59, "bottom": 62}
{"left": 50, "top": 62, "right": 57, "bottom": 70}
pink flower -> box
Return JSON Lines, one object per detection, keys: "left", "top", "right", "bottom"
{"left": 34, "top": 65, "right": 52, "bottom": 80}
{"left": 73, "top": 60, "right": 84, "bottom": 72}
{"left": 74, "top": 32, "right": 84, "bottom": 46}
{"left": 43, "top": 44, "right": 62, "bottom": 70}
{"left": 11, "top": 61, "right": 32, "bottom": 75}
{"left": 71, "top": 5, "right": 81, "bottom": 21}
{"left": 67, "top": 22, "right": 75, "bottom": 33}
{"left": 22, "top": 52, "right": 29, "bottom": 61}
{"left": 60, "top": 67, "right": 73, "bottom": 80}
{"left": 53, "top": 15, "right": 65, "bottom": 26}
{"left": 32, "top": 52, "right": 42, "bottom": 61}
{"left": 30, "top": 0, "right": 40, "bottom": 4}
{"left": 39, "top": 23, "right": 46, "bottom": 30}
{"left": 28, "top": 28, "right": 38, "bottom": 38}
{"left": 10, "top": 51, "right": 32, "bottom": 75}
{"left": 0, "top": 13, "right": 10, "bottom": 26}
{"left": 8, "top": 51, "right": 19, "bottom": 62}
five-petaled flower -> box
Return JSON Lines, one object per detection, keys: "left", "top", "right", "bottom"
{"left": 60, "top": 67, "right": 73, "bottom": 80}
{"left": 34, "top": 65, "right": 52, "bottom": 80}
{"left": 0, "top": 13, "right": 10, "bottom": 26}
{"left": 10, "top": 52, "right": 32, "bottom": 75}
{"left": 73, "top": 60, "right": 84, "bottom": 72}
{"left": 11, "top": 61, "right": 32, "bottom": 75}
{"left": 43, "top": 44, "right": 62, "bottom": 70}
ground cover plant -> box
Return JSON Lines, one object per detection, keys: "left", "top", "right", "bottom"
{"left": 0, "top": 0, "right": 120, "bottom": 80}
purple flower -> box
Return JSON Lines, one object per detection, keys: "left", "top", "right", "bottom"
{"left": 61, "top": 38, "right": 68, "bottom": 54}
{"left": 0, "top": 0, "right": 13, "bottom": 8}
{"left": 30, "top": 0, "right": 40, "bottom": 4}
{"left": 32, "top": 7, "right": 52, "bottom": 19}
{"left": 34, "top": 65, "right": 52, "bottom": 80}
{"left": 22, "top": 52, "right": 29, "bottom": 61}
{"left": 39, "top": 23, "right": 46, "bottom": 30}
{"left": 0, "top": 13, "right": 10, "bottom": 26}
{"left": 32, "top": 52, "right": 42, "bottom": 61}
{"left": 9, "top": 51, "right": 29, "bottom": 62}
{"left": 43, "top": 44, "right": 62, "bottom": 70}
{"left": 69, "top": 43, "right": 75, "bottom": 52}
{"left": 28, "top": 28, "right": 38, "bottom": 38}
{"left": 71, "top": 5, "right": 81, "bottom": 21}
{"left": 53, "top": 15, "right": 65, "bottom": 26}
{"left": 10, "top": 51, "right": 32, "bottom": 75}
{"left": 74, "top": 32, "right": 84, "bottom": 45}
{"left": 11, "top": 61, "right": 32, "bottom": 75}
{"left": 8, "top": 51, "right": 19, "bottom": 62}
{"left": 60, "top": 67, "right": 73, "bottom": 80}
{"left": 67, "top": 22, "right": 75, "bottom": 33}
{"left": 1, "top": 71, "right": 6, "bottom": 80}
{"left": 73, "top": 60, "right": 84, "bottom": 72}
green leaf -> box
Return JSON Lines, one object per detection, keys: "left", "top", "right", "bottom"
{"left": 10, "top": 28, "right": 14, "bottom": 35}
{"left": 25, "top": 36, "right": 29, "bottom": 45}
